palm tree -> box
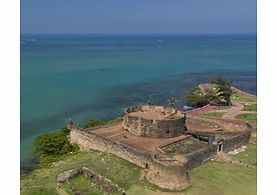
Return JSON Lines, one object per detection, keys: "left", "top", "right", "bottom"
{"left": 168, "top": 97, "right": 177, "bottom": 107}
{"left": 205, "top": 87, "right": 227, "bottom": 105}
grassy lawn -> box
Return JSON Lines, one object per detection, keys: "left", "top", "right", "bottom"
{"left": 21, "top": 150, "right": 141, "bottom": 195}
{"left": 232, "top": 144, "right": 257, "bottom": 166}
{"left": 21, "top": 147, "right": 257, "bottom": 195}
{"left": 162, "top": 138, "right": 207, "bottom": 154}
{"left": 201, "top": 112, "right": 226, "bottom": 118}
{"left": 235, "top": 113, "right": 257, "bottom": 121}
{"left": 186, "top": 161, "right": 256, "bottom": 195}
{"left": 242, "top": 104, "right": 257, "bottom": 111}
{"left": 62, "top": 175, "right": 115, "bottom": 195}
{"left": 231, "top": 93, "right": 256, "bottom": 102}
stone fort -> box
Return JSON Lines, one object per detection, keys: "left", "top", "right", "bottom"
{"left": 68, "top": 104, "right": 252, "bottom": 191}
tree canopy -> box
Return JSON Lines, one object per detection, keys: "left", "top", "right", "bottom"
{"left": 33, "top": 127, "right": 79, "bottom": 167}
{"left": 186, "top": 76, "right": 233, "bottom": 107}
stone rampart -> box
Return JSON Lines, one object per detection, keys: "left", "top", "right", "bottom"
{"left": 122, "top": 105, "right": 186, "bottom": 138}
{"left": 70, "top": 125, "right": 152, "bottom": 168}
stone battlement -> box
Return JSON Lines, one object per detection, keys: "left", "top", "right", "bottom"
{"left": 122, "top": 105, "right": 186, "bottom": 138}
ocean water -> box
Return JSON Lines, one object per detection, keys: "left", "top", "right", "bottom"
{"left": 20, "top": 34, "right": 257, "bottom": 166}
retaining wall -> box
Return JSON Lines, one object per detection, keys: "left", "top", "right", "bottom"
{"left": 185, "top": 145, "right": 218, "bottom": 170}
{"left": 57, "top": 167, "right": 122, "bottom": 193}
{"left": 222, "top": 130, "right": 252, "bottom": 152}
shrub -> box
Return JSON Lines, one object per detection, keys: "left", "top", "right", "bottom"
{"left": 186, "top": 76, "right": 233, "bottom": 107}
{"left": 210, "top": 76, "right": 232, "bottom": 105}
{"left": 83, "top": 119, "right": 105, "bottom": 128}
{"left": 186, "top": 87, "right": 211, "bottom": 107}
{"left": 33, "top": 127, "right": 79, "bottom": 167}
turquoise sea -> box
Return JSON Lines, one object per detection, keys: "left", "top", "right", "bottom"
{"left": 20, "top": 34, "right": 257, "bottom": 167}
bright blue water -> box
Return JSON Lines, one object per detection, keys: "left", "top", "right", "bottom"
{"left": 20, "top": 34, "right": 257, "bottom": 165}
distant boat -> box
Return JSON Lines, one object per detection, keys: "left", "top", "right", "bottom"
{"left": 155, "top": 39, "right": 163, "bottom": 42}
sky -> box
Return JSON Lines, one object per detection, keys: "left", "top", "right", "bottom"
{"left": 21, "top": 0, "right": 257, "bottom": 34}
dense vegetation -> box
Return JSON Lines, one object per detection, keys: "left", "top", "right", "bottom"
{"left": 33, "top": 127, "right": 79, "bottom": 168}
{"left": 32, "top": 117, "right": 123, "bottom": 168}
{"left": 186, "top": 76, "right": 233, "bottom": 107}
{"left": 186, "top": 87, "right": 211, "bottom": 107}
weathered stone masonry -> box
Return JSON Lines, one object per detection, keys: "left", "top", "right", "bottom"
{"left": 122, "top": 105, "right": 186, "bottom": 138}
{"left": 70, "top": 125, "right": 153, "bottom": 168}
{"left": 57, "top": 167, "right": 122, "bottom": 193}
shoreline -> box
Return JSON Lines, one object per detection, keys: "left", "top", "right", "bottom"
{"left": 20, "top": 70, "right": 257, "bottom": 167}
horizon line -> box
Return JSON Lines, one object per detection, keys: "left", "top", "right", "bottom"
{"left": 20, "top": 32, "right": 257, "bottom": 36}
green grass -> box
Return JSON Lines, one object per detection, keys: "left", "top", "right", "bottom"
{"left": 21, "top": 188, "right": 59, "bottom": 195}
{"left": 231, "top": 93, "right": 256, "bottom": 102}
{"left": 21, "top": 147, "right": 257, "bottom": 195}
{"left": 62, "top": 175, "right": 116, "bottom": 195}
{"left": 128, "top": 144, "right": 257, "bottom": 195}
{"left": 201, "top": 112, "right": 226, "bottom": 118}
{"left": 186, "top": 161, "right": 256, "bottom": 195}
{"left": 162, "top": 138, "right": 207, "bottom": 154}
{"left": 235, "top": 113, "right": 257, "bottom": 121}
{"left": 242, "top": 104, "right": 257, "bottom": 111}
{"left": 21, "top": 150, "right": 141, "bottom": 195}
{"left": 232, "top": 144, "right": 257, "bottom": 166}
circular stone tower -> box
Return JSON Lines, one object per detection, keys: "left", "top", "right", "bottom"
{"left": 122, "top": 105, "right": 186, "bottom": 138}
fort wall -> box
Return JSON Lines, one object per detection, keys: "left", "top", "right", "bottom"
{"left": 185, "top": 145, "right": 217, "bottom": 170}
{"left": 222, "top": 130, "right": 252, "bottom": 152}
{"left": 187, "top": 114, "right": 250, "bottom": 131}
{"left": 70, "top": 125, "right": 152, "bottom": 168}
